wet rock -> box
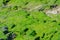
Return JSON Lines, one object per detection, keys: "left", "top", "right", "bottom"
{"left": 6, "top": 33, "right": 16, "bottom": 40}
{"left": 3, "top": 31, "right": 9, "bottom": 35}
{"left": 2, "top": 26, "right": 9, "bottom": 34}
{"left": 3, "top": 26, "right": 8, "bottom": 31}
{"left": 0, "top": 38, "right": 4, "bottom": 40}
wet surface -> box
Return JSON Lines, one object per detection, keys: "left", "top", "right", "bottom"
{"left": 2, "top": 26, "right": 9, "bottom": 34}
{"left": 6, "top": 33, "right": 16, "bottom": 40}
{"left": 0, "top": 38, "right": 4, "bottom": 40}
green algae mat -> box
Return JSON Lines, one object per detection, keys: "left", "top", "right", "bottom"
{"left": 0, "top": 0, "right": 60, "bottom": 40}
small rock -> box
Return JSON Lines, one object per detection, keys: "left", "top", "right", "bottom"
{"left": 0, "top": 38, "right": 4, "bottom": 40}
{"left": 2, "top": 26, "right": 9, "bottom": 34}
{"left": 6, "top": 33, "right": 16, "bottom": 40}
